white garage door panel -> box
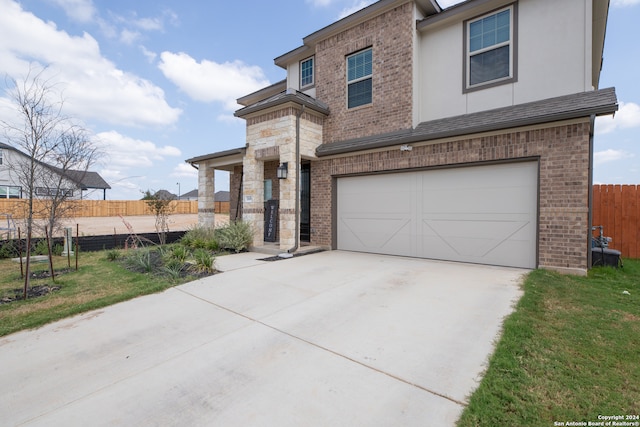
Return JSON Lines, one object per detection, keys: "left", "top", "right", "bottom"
{"left": 337, "top": 162, "right": 537, "bottom": 268}
{"left": 338, "top": 173, "right": 415, "bottom": 256}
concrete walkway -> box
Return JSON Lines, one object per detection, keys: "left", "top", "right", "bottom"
{"left": 0, "top": 251, "right": 526, "bottom": 426}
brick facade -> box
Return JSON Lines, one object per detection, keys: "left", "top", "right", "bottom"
{"left": 310, "top": 120, "right": 592, "bottom": 273}
{"left": 315, "top": 1, "right": 414, "bottom": 143}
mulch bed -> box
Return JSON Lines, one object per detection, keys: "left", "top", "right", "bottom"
{"left": 1, "top": 284, "right": 61, "bottom": 305}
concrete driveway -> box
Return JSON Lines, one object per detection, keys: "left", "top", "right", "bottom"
{"left": 0, "top": 251, "right": 526, "bottom": 426}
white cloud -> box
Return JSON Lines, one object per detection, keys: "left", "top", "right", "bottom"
{"left": 171, "top": 162, "right": 198, "bottom": 178}
{"left": 611, "top": 0, "right": 640, "bottom": 7}
{"left": 0, "top": 0, "right": 182, "bottom": 127}
{"left": 49, "top": 0, "right": 96, "bottom": 23}
{"left": 158, "top": 52, "right": 270, "bottom": 111}
{"left": 94, "top": 130, "right": 181, "bottom": 170}
{"left": 140, "top": 45, "right": 157, "bottom": 63}
{"left": 119, "top": 29, "right": 140, "bottom": 45}
{"left": 338, "top": 1, "right": 375, "bottom": 19}
{"left": 306, "top": 0, "right": 333, "bottom": 6}
{"left": 594, "top": 149, "right": 634, "bottom": 166}
{"left": 595, "top": 101, "right": 640, "bottom": 134}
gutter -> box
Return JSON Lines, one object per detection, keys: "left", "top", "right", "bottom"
{"left": 587, "top": 114, "right": 596, "bottom": 269}
{"left": 287, "top": 105, "right": 305, "bottom": 254}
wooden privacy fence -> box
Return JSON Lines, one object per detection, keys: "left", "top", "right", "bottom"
{"left": 0, "top": 200, "right": 200, "bottom": 219}
{"left": 592, "top": 185, "right": 640, "bottom": 259}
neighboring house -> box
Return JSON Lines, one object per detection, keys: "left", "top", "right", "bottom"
{"left": 187, "top": 0, "right": 617, "bottom": 275}
{"left": 0, "top": 142, "right": 110, "bottom": 200}
{"left": 179, "top": 189, "right": 199, "bottom": 201}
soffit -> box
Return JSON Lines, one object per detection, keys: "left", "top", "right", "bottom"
{"left": 185, "top": 147, "right": 246, "bottom": 171}
{"left": 275, "top": 0, "right": 440, "bottom": 69}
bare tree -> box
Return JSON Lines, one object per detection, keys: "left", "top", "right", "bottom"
{"left": 1, "top": 67, "right": 101, "bottom": 297}
{"left": 142, "top": 189, "right": 175, "bottom": 245}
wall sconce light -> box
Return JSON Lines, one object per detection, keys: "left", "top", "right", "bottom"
{"left": 400, "top": 144, "right": 413, "bottom": 152}
{"left": 277, "top": 162, "right": 288, "bottom": 179}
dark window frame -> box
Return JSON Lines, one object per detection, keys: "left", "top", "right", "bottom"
{"left": 346, "top": 47, "right": 373, "bottom": 109}
{"left": 463, "top": 3, "right": 518, "bottom": 93}
{"left": 300, "top": 56, "right": 315, "bottom": 89}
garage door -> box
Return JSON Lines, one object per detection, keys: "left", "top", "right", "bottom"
{"left": 337, "top": 162, "right": 537, "bottom": 268}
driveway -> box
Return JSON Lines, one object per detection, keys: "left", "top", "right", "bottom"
{"left": 0, "top": 251, "right": 526, "bottom": 426}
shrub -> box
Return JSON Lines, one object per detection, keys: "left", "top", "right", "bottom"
{"left": 191, "top": 248, "right": 215, "bottom": 274}
{"left": 216, "top": 221, "right": 253, "bottom": 253}
{"left": 33, "top": 239, "right": 49, "bottom": 255}
{"left": 170, "top": 245, "right": 190, "bottom": 263}
{"left": 180, "top": 225, "right": 217, "bottom": 250}
{"left": 105, "top": 248, "right": 121, "bottom": 261}
{"left": 0, "top": 240, "right": 19, "bottom": 259}
{"left": 124, "top": 248, "right": 156, "bottom": 273}
{"left": 162, "top": 257, "right": 186, "bottom": 280}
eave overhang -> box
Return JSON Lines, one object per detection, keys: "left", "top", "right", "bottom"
{"left": 235, "top": 89, "right": 329, "bottom": 119}
{"left": 185, "top": 147, "right": 246, "bottom": 172}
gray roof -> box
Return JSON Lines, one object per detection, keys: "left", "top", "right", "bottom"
{"left": 63, "top": 170, "right": 111, "bottom": 190}
{"left": 235, "top": 89, "right": 329, "bottom": 118}
{"left": 0, "top": 142, "right": 110, "bottom": 190}
{"left": 317, "top": 88, "right": 618, "bottom": 157}
{"left": 214, "top": 190, "right": 230, "bottom": 202}
{"left": 185, "top": 147, "right": 245, "bottom": 164}
{"left": 179, "top": 189, "right": 198, "bottom": 199}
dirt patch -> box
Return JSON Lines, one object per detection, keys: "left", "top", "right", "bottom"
{"left": 22, "top": 214, "right": 230, "bottom": 238}
{"left": 1, "top": 284, "right": 61, "bottom": 305}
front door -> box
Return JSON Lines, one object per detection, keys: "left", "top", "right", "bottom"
{"left": 300, "top": 163, "right": 311, "bottom": 242}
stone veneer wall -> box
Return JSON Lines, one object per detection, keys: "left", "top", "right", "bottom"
{"left": 197, "top": 164, "right": 215, "bottom": 227}
{"left": 315, "top": 1, "right": 414, "bottom": 143}
{"left": 310, "top": 120, "right": 592, "bottom": 274}
{"left": 242, "top": 106, "right": 324, "bottom": 250}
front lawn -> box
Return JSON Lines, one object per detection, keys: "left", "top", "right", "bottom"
{"left": 458, "top": 260, "right": 640, "bottom": 425}
{"left": 0, "top": 246, "right": 216, "bottom": 337}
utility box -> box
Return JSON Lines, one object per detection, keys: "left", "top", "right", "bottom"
{"left": 591, "top": 247, "right": 621, "bottom": 268}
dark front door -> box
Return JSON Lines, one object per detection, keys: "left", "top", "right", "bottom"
{"left": 300, "top": 163, "right": 311, "bottom": 242}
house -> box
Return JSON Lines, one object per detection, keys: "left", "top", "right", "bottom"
{"left": 186, "top": 0, "right": 617, "bottom": 275}
{"left": 178, "top": 189, "right": 199, "bottom": 201}
{"left": 0, "top": 142, "right": 110, "bottom": 200}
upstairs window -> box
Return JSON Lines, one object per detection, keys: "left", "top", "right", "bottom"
{"left": 300, "top": 57, "right": 314, "bottom": 88}
{"left": 465, "top": 5, "right": 516, "bottom": 91}
{"left": 347, "top": 48, "right": 372, "bottom": 108}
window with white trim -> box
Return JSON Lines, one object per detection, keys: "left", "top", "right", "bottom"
{"left": 347, "top": 48, "right": 372, "bottom": 109}
{"left": 35, "top": 187, "right": 73, "bottom": 197}
{"left": 465, "top": 5, "right": 516, "bottom": 91}
{"left": 0, "top": 186, "right": 20, "bottom": 199}
{"left": 300, "top": 57, "right": 314, "bottom": 88}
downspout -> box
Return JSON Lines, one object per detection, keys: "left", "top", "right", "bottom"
{"left": 288, "top": 105, "right": 305, "bottom": 253}
{"left": 587, "top": 114, "right": 596, "bottom": 270}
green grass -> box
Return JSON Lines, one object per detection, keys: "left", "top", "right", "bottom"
{"left": 0, "top": 249, "right": 204, "bottom": 337}
{"left": 458, "top": 260, "right": 640, "bottom": 425}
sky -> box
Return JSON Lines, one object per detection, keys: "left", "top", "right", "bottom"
{"left": 0, "top": 0, "right": 638, "bottom": 200}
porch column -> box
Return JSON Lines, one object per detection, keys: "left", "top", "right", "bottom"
{"left": 242, "top": 150, "right": 264, "bottom": 246}
{"left": 198, "top": 164, "right": 215, "bottom": 227}
{"left": 279, "top": 145, "right": 297, "bottom": 251}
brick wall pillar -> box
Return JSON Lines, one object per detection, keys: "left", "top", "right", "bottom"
{"left": 279, "top": 142, "right": 297, "bottom": 251}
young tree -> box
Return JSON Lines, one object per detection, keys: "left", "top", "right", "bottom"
{"left": 1, "top": 67, "right": 100, "bottom": 297}
{"left": 142, "top": 189, "right": 175, "bottom": 245}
